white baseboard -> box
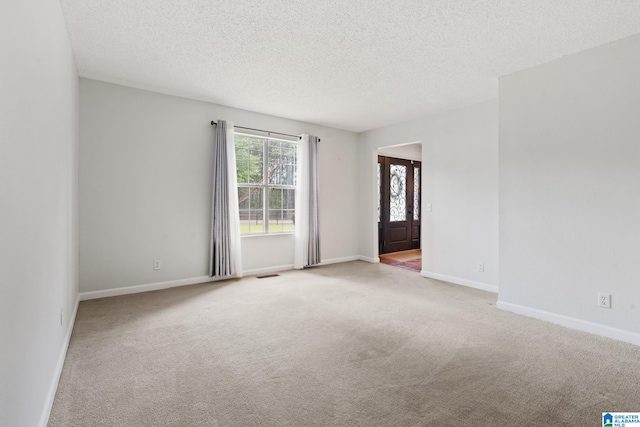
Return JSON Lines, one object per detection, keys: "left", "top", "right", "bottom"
{"left": 246, "top": 256, "right": 367, "bottom": 274}
{"left": 243, "top": 264, "right": 294, "bottom": 277}
{"left": 39, "top": 295, "right": 79, "bottom": 427}
{"left": 320, "top": 255, "right": 361, "bottom": 265}
{"left": 79, "top": 275, "right": 215, "bottom": 301}
{"left": 420, "top": 270, "right": 498, "bottom": 293}
{"left": 358, "top": 255, "right": 380, "bottom": 263}
{"left": 497, "top": 301, "right": 640, "bottom": 347}
{"left": 80, "top": 256, "right": 378, "bottom": 301}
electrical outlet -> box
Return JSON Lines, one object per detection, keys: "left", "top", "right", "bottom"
{"left": 478, "top": 263, "right": 485, "bottom": 272}
{"left": 153, "top": 259, "right": 161, "bottom": 270}
{"left": 598, "top": 293, "right": 611, "bottom": 309}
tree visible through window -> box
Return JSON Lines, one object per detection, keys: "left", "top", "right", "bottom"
{"left": 235, "top": 133, "right": 296, "bottom": 234}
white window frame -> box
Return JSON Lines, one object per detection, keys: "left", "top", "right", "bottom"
{"left": 235, "top": 131, "right": 297, "bottom": 235}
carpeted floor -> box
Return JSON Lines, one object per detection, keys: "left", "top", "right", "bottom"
{"left": 49, "top": 261, "right": 640, "bottom": 426}
{"left": 379, "top": 249, "right": 422, "bottom": 272}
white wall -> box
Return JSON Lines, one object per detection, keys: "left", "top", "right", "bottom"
{"left": 498, "top": 34, "right": 640, "bottom": 342}
{"left": 79, "top": 79, "right": 359, "bottom": 294}
{"left": 358, "top": 101, "right": 499, "bottom": 292}
{"left": 0, "top": 1, "right": 79, "bottom": 426}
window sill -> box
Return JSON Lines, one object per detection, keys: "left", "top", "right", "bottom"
{"left": 241, "top": 232, "right": 295, "bottom": 238}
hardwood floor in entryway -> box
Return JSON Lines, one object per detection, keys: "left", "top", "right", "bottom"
{"left": 379, "top": 249, "right": 421, "bottom": 272}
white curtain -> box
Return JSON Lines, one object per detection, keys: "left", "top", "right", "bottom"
{"left": 294, "top": 134, "right": 321, "bottom": 269}
{"left": 209, "top": 120, "right": 243, "bottom": 278}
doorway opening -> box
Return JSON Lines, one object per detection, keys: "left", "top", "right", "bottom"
{"left": 378, "top": 155, "right": 421, "bottom": 255}
{"left": 377, "top": 150, "right": 422, "bottom": 272}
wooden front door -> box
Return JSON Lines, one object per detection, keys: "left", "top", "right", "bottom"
{"left": 378, "top": 156, "right": 421, "bottom": 254}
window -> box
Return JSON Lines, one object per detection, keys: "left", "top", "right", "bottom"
{"left": 235, "top": 133, "right": 297, "bottom": 235}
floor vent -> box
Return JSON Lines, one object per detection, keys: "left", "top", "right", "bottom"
{"left": 256, "top": 273, "right": 280, "bottom": 279}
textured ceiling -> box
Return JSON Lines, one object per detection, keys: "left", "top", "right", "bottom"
{"left": 59, "top": 0, "right": 640, "bottom": 132}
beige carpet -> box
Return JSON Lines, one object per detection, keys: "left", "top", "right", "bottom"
{"left": 50, "top": 261, "right": 640, "bottom": 426}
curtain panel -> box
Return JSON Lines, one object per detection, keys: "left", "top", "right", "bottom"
{"left": 294, "top": 134, "right": 321, "bottom": 269}
{"left": 209, "top": 120, "right": 243, "bottom": 278}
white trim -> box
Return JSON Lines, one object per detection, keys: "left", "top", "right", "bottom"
{"left": 241, "top": 232, "right": 295, "bottom": 239}
{"left": 497, "top": 300, "right": 640, "bottom": 347}
{"left": 79, "top": 276, "right": 215, "bottom": 301}
{"left": 420, "top": 270, "right": 498, "bottom": 293}
{"left": 358, "top": 255, "right": 380, "bottom": 263}
{"left": 247, "top": 256, "right": 372, "bottom": 274}
{"left": 244, "top": 264, "right": 294, "bottom": 277}
{"left": 39, "top": 295, "right": 80, "bottom": 427}
{"left": 320, "top": 255, "right": 361, "bottom": 266}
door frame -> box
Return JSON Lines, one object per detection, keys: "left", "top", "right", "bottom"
{"left": 378, "top": 155, "right": 421, "bottom": 254}
{"left": 372, "top": 142, "right": 423, "bottom": 260}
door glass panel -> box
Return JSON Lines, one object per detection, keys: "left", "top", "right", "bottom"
{"left": 414, "top": 167, "right": 420, "bottom": 221}
{"left": 389, "top": 164, "right": 406, "bottom": 222}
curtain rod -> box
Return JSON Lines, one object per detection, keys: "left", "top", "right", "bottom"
{"left": 210, "top": 121, "right": 300, "bottom": 139}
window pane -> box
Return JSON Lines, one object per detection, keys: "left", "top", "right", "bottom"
{"left": 235, "top": 139, "right": 249, "bottom": 185}
{"left": 267, "top": 188, "right": 296, "bottom": 211}
{"left": 268, "top": 140, "right": 297, "bottom": 185}
{"left": 268, "top": 209, "right": 295, "bottom": 233}
{"left": 268, "top": 209, "right": 284, "bottom": 232}
{"left": 235, "top": 135, "right": 264, "bottom": 184}
{"left": 268, "top": 188, "right": 295, "bottom": 233}
{"left": 249, "top": 187, "right": 263, "bottom": 210}
{"left": 249, "top": 142, "right": 264, "bottom": 184}
{"left": 248, "top": 210, "right": 265, "bottom": 234}
{"left": 238, "top": 187, "right": 264, "bottom": 234}
{"left": 285, "top": 210, "right": 295, "bottom": 226}
{"left": 283, "top": 189, "right": 295, "bottom": 211}
{"left": 238, "top": 187, "right": 250, "bottom": 210}
{"left": 269, "top": 188, "right": 283, "bottom": 210}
